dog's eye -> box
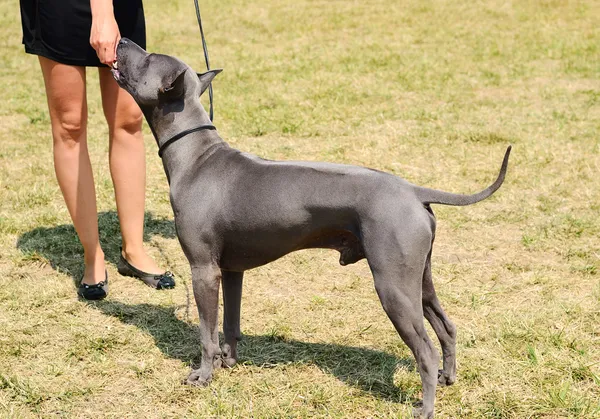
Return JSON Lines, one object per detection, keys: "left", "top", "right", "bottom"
{"left": 160, "top": 83, "right": 175, "bottom": 94}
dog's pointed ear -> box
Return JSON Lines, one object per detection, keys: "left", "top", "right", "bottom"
{"left": 159, "top": 68, "right": 187, "bottom": 99}
{"left": 197, "top": 69, "right": 223, "bottom": 96}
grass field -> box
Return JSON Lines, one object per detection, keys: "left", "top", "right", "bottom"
{"left": 1, "top": 0, "right": 599, "bottom": 417}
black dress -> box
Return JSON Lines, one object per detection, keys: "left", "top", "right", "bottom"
{"left": 19, "top": 0, "right": 146, "bottom": 67}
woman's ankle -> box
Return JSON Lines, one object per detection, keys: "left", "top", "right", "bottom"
{"left": 121, "top": 243, "right": 143, "bottom": 260}
{"left": 121, "top": 244, "right": 162, "bottom": 274}
{"left": 81, "top": 247, "right": 106, "bottom": 285}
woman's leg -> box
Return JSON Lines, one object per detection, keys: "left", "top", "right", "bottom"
{"left": 39, "top": 57, "right": 106, "bottom": 285}
{"left": 98, "top": 67, "right": 162, "bottom": 274}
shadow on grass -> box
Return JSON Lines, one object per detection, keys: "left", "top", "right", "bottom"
{"left": 93, "top": 299, "right": 417, "bottom": 403}
{"left": 16, "top": 211, "right": 176, "bottom": 284}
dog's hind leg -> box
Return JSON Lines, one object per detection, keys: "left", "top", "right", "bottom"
{"left": 365, "top": 221, "right": 439, "bottom": 418}
{"left": 422, "top": 250, "right": 457, "bottom": 386}
{"left": 186, "top": 263, "right": 222, "bottom": 386}
{"left": 372, "top": 265, "right": 439, "bottom": 418}
{"left": 221, "top": 270, "right": 243, "bottom": 367}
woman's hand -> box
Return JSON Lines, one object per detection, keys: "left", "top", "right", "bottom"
{"left": 89, "top": 0, "right": 120, "bottom": 65}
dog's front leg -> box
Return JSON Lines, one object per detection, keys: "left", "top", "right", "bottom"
{"left": 221, "top": 270, "right": 244, "bottom": 367}
{"left": 186, "top": 264, "right": 222, "bottom": 386}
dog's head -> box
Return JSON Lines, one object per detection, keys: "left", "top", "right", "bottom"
{"left": 111, "top": 38, "right": 222, "bottom": 108}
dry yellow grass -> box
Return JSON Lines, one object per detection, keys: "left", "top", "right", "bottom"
{"left": 0, "top": 0, "right": 599, "bottom": 417}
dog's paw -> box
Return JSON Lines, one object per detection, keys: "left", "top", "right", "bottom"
{"left": 412, "top": 402, "right": 434, "bottom": 419}
{"left": 213, "top": 356, "right": 223, "bottom": 369}
{"left": 437, "top": 369, "right": 456, "bottom": 386}
{"left": 184, "top": 369, "right": 212, "bottom": 387}
{"left": 220, "top": 343, "right": 237, "bottom": 368}
{"left": 222, "top": 355, "right": 237, "bottom": 368}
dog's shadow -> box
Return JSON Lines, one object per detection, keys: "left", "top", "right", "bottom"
{"left": 94, "top": 299, "right": 417, "bottom": 403}
{"left": 16, "top": 211, "right": 176, "bottom": 284}
{"left": 17, "top": 211, "right": 416, "bottom": 402}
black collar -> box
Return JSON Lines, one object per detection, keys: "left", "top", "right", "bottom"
{"left": 157, "top": 125, "right": 217, "bottom": 158}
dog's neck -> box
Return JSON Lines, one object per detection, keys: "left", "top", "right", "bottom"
{"left": 141, "top": 98, "right": 226, "bottom": 181}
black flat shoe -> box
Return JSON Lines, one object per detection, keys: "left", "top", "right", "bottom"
{"left": 117, "top": 250, "right": 175, "bottom": 290}
{"left": 78, "top": 271, "right": 109, "bottom": 301}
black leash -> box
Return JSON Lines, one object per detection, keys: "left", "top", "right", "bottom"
{"left": 156, "top": 4, "right": 216, "bottom": 159}
{"left": 158, "top": 125, "right": 216, "bottom": 158}
{"left": 193, "top": 0, "right": 214, "bottom": 121}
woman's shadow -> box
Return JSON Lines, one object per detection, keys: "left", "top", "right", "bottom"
{"left": 93, "top": 299, "right": 417, "bottom": 403}
{"left": 16, "top": 211, "right": 176, "bottom": 284}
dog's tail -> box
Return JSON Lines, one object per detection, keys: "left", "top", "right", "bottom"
{"left": 413, "top": 145, "right": 511, "bottom": 206}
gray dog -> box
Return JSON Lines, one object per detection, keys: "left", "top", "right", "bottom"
{"left": 112, "top": 38, "right": 510, "bottom": 418}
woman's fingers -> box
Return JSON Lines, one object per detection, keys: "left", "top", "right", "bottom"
{"left": 99, "top": 39, "right": 118, "bottom": 64}
{"left": 90, "top": 17, "right": 120, "bottom": 64}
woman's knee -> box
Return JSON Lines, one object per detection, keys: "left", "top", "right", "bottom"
{"left": 38, "top": 58, "right": 87, "bottom": 147}
{"left": 52, "top": 110, "right": 87, "bottom": 147}
{"left": 110, "top": 105, "right": 143, "bottom": 136}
